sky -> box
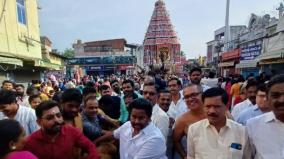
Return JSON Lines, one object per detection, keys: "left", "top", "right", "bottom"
{"left": 38, "top": 0, "right": 282, "bottom": 59}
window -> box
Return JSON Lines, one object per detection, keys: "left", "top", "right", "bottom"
{"left": 16, "top": 0, "right": 26, "bottom": 25}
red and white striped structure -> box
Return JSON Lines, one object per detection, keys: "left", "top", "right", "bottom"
{"left": 143, "top": 0, "right": 181, "bottom": 66}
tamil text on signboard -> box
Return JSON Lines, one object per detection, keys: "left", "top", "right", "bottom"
{"left": 240, "top": 44, "right": 262, "bottom": 61}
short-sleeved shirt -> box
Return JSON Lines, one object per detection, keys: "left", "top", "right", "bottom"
{"left": 246, "top": 112, "right": 284, "bottom": 159}
{"left": 0, "top": 105, "right": 39, "bottom": 135}
{"left": 82, "top": 112, "right": 103, "bottom": 141}
{"left": 168, "top": 95, "right": 188, "bottom": 120}
{"left": 24, "top": 125, "right": 100, "bottom": 159}
{"left": 187, "top": 119, "right": 248, "bottom": 159}
{"left": 114, "top": 121, "right": 167, "bottom": 159}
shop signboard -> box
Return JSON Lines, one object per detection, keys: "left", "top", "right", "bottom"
{"left": 85, "top": 57, "right": 101, "bottom": 64}
{"left": 240, "top": 44, "right": 262, "bottom": 61}
{"left": 105, "top": 65, "right": 116, "bottom": 70}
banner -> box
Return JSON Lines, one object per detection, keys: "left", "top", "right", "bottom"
{"left": 240, "top": 44, "right": 262, "bottom": 61}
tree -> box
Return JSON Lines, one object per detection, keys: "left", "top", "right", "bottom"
{"left": 63, "top": 48, "right": 75, "bottom": 58}
{"left": 180, "top": 51, "right": 185, "bottom": 57}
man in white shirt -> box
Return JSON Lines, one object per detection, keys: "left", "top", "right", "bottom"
{"left": 157, "top": 89, "right": 175, "bottom": 159}
{"left": 167, "top": 77, "right": 188, "bottom": 119}
{"left": 189, "top": 67, "right": 210, "bottom": 92}
{"left": 201, "top": 71, "right": 218, "bottom": 88}
{"left": 15, "top": 84, "right": 30, "bottom": 107}
{"left": 94, "top": 98, "right": 167, "bottom": 159}
{"left": 143, "top": 82, "right": 169, "bottom": 140}
{"left": 246, "top": 74, "right": 284, "bottom": 159}
{"left": 187, "top": 87, "right": 248, "bottom": 159}
{"left": 0, "top": 90, "right": 39, "bottom": 135}
{"left": 231, "top": 80, "right": 257, "bottom": 120}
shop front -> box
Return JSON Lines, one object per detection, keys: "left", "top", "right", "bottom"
{"left": 259, "top": 55, "right": 284, "bottom": 75}
{"left": 218, "top": 61, "right": 236, "bottom": 77}
{"left": 258, "top": 31, "right": 284, "bottom": 75}
{"left": 118, "top": 65, "right": 133, "bottom": 75}
{"left": 67, "top": 56, "right": 136, "bottom": 76}
{"left": 237, "top": 41, "right": 262, "bottom": 77}
{"left": 258, "top": 15, "right": 284, "bottom": 75}
{"left": 236, "top": 60, "right": 259, "bottom": 78}
{"left": 86, "top": 66, "right": 104, "bottom": 76}
{"left": 219, "top": 49, "right": 240, "bottom": 77}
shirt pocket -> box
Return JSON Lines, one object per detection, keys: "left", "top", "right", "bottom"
{"left": 229, "top": 148, "right": 243, "bottom": 159}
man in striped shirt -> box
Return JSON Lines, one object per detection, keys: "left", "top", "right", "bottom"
{"left": 0, "top": 90, "right": 39, "bottom": 135}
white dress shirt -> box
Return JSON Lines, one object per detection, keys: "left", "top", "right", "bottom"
{"left": 0, "top": 105, "right": 39, "bottom": 135}
{"left": 187, "top": 119, "right": 248, "bottom": 159}
{"left": 246, "top": 112, "right": 284, "bottom": 159}
{"left": 231, "top": 99, "right": 254, "bottom": 120}
{"left": 201, "top": 78, "right": 218, "bottom": 88}
{"left": 201, "top": 84, "right": 210, "bottom": 92}
{"left": 114, "top": 121, "right": 167, "bottom": 159}
{"left": 17, "top": 95, "right": 30, "bottom": 107}
{"left": 168, "top": 96, "right": 188, "bottom": 120}
{"left": 152, "top": 104, "right": 170, "bottom": 140}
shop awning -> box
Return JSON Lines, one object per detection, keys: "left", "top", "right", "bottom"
{"left": 218, "top": 61, "right": 235, "bottom": 67}
{"left": 0, "top": 56, "right": 23, "bottom": 66}
{"left": 259, "top": 58, "right": 284, "bottom": 65}
{"left": 257, "top": 49, "right": 284, "bottom": 61}
{"left": 235, "top": 60, "right": 258, "bottom": 68}
{"left": 34, "top": 59, "right": 62, "bottom": 70}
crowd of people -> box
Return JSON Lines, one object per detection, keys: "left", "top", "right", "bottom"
{"left": 0, "top": 67, "right": 283, "bottom": 159}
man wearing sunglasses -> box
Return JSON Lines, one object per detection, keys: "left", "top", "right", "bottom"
{"left": 24, "top": 100, "right": 100, "bottom": 159}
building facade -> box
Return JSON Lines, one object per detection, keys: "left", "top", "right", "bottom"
{"left": 206, "top": 2, "right": 284, "bottom": 78}
{"left": 236, "top": 14, "right": 272, "bottom": 77}
{"left": 219, "top": 48, "right": 240, "bottom": 76}
{"left": 206, "top": 25, "right": 246, "bottom": 76}
{"left": 69, "top": 39, "right": 137, "bottom": 77}
{"left": 40, "top": 36, "right": 67, "bottom": 80}
{"left": 0, "top": 0, "right": 43, "bottom": 83}
{"left": 258, "top": 5, "right": 284, "bottom": 75}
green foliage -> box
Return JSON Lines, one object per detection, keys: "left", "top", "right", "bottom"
{"left": 63, "top": 48, "right": 75, "bottom": 58}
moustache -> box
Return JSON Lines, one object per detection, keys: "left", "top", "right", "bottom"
{"left": 52, "top": 122, "right": 63, "bottom": 128}
{"left": 274, "top": 102, "right": 284, "bottom": 109}
{"left": 208, "top": 113, "right": 218, "bottom": 117}
{"left": 132, "top": 124, "right": 142, "bottom": 128}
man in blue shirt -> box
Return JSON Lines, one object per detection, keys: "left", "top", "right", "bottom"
{"left": 237, "top": 83, "right": 270, "bottom": 125}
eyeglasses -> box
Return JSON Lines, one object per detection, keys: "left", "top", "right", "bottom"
{"left": 256, "top": 94, "right": 266, "bottom": 98}
{"left": 41, "top": 112, "right": 62, "bottom": 121}
{"left": 183, "top": 92, "right": 201, "bottom": 100}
